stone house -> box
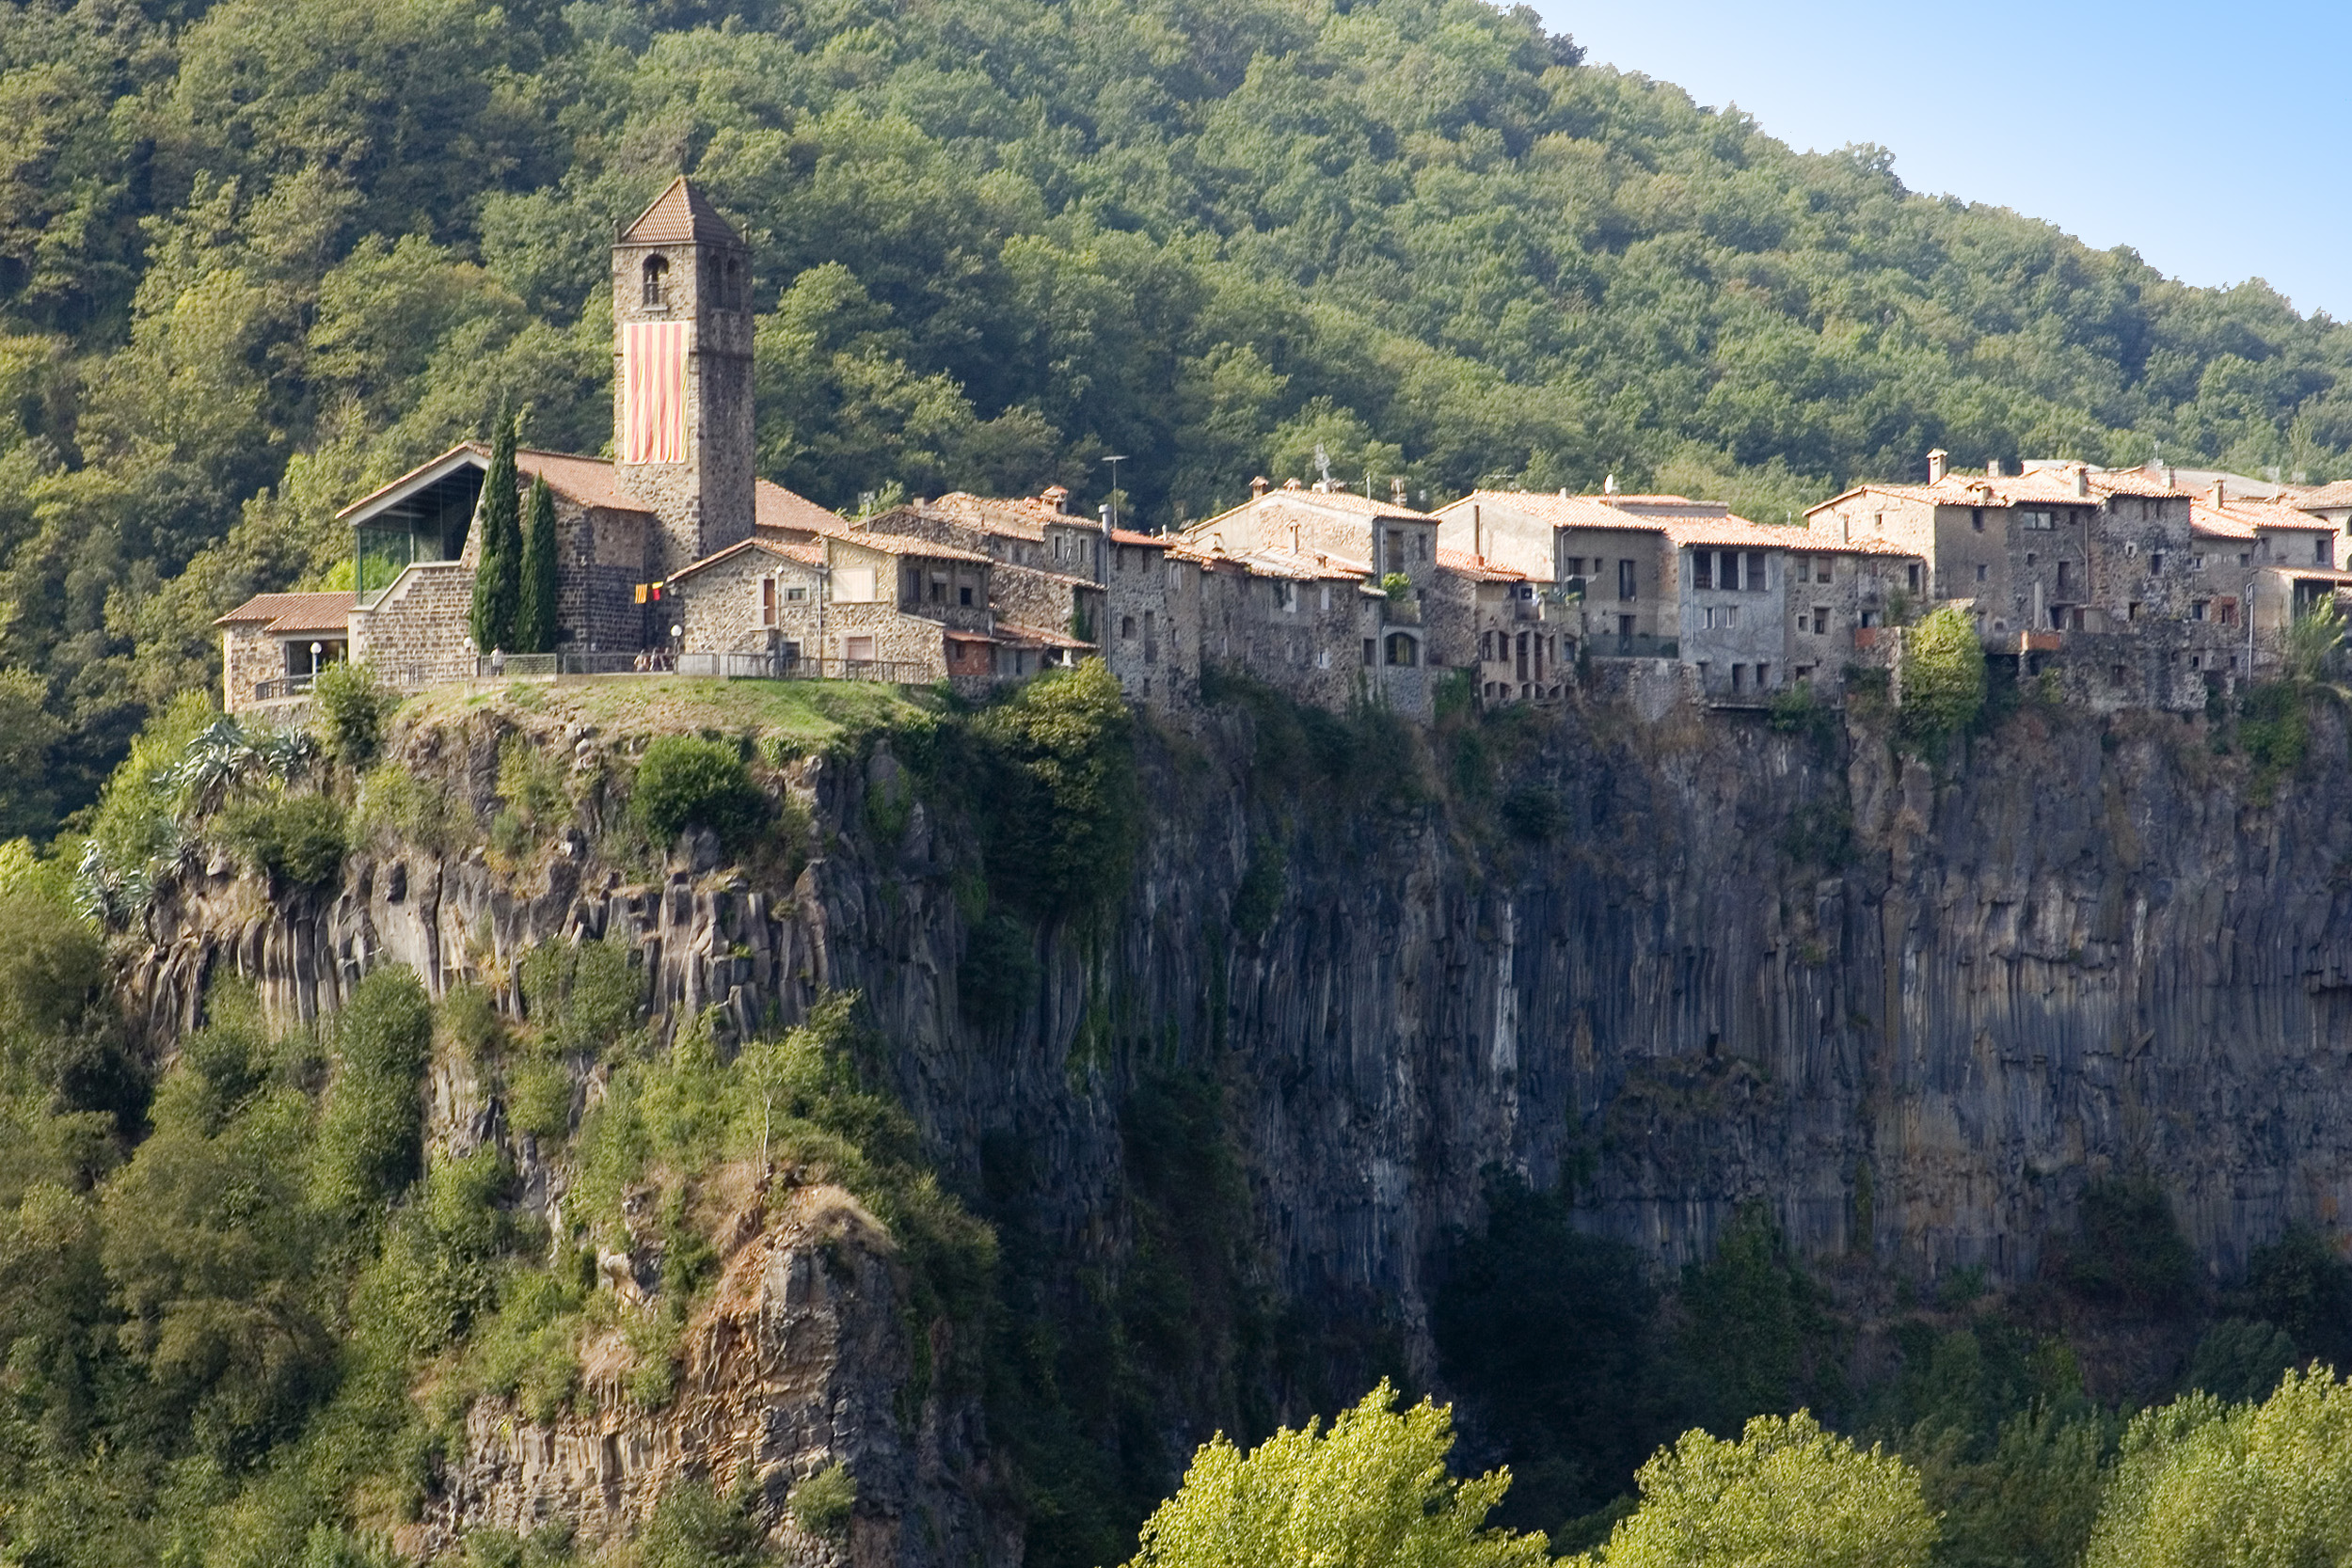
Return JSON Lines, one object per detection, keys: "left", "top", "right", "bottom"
{"left": 1179, "top": 480, "right": 1444, "bottom": 714}
{"left": 661, "top": 537, "right": 827, "bottom": 662}
{"left": 1176, "top": 541, "right": 1384, "bottom": 712}
{"left": 850, "top": 495, "right": 1110, "bottom": 679}
{"left": 1432, "top": 549, "right": 1557, "bottom": 705}
{"left": 2191, "top": 486, "right": 2352, "bottom": 665}
{"left": 212, "top": 594, "right": 357, "bottom": 706}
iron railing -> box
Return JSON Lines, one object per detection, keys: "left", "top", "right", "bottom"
{"left": 251, "top": 673, "right": 315, "bottom": 701}
{"left": 472, "top": 651, "right": 932, "bottom": 684}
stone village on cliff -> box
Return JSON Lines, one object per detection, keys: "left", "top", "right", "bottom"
{"left": 216, "top": 180, "right": 2352, "bottom": 721}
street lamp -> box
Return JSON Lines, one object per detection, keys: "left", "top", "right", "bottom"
{"left": 310, "top": 641, "right": 323, "bottom": 678}
{"left": 1103, "top": 453, "right": 1129, "bottom": 531}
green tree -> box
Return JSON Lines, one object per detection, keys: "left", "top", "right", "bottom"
{"left": 2085, "top": 1370, "right": 2352, "bottom": 1568}
{"left": 311, "top": 965, "right": 434, "bottom": 1224}
{"left": 1122, "top": 1380, "right": 1551, "bottom": 1568}
{"left": 631, "top": 736, "right": 766, "bottom": 847}
{"left": 516, "top": 475, "right": 559, "bottom": 656}
{"left": 1897, "top": 606, "right": 1987, "bottom": 750}
{"left": 470, "top": 408, "right": 521, "bottom": 654}
{"left": 1574, "top": 1412, "right": 1936, "bottom": 1568}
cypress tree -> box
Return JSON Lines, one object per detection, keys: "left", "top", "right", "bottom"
{"left": 469, "top": 407, "right": 522, "bottom": 653}
{"left": 517, "top": 476, "right": 560, "bottom": 654}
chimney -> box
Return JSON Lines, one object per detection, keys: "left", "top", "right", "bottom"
{"left": 1603, "top": 472, "right": 1619, "bottom": 496}
{"left": 2163, "top": 465, "right": 2177, "bottom": 489}
{"left": 1041, "top": 483, "right": 1070, "bottom": 514}
{"left": 2073, "top": 464, "right": 2089, "bottom": 499}
{"left": 1986, "top": 458, "right": 2002, "bottom": 479}
{"left": 1927, "top": 448, "right": 1948, "bottom": 483}
{"left": 1391, "top": 477, "right": 1408, "bottom": 506}
{"left": 1472, "top": 502, "right": 1483, "bottom": 561}
{"left": 1283, "top": 478, "right": 1302, "bottom": 491}
{"left": 1249, "top": 475, "right": 1269, "bottom": 499}
{"left": 2212, "top": 479, "right": 2227, "bottom": 508}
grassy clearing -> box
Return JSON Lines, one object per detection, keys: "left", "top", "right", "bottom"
{"left": 398, "top": 675, "right": 938, "bottom": 752}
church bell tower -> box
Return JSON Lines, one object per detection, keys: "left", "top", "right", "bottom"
{"left": 612, "top": 176, "right": 755, "bottom": 574}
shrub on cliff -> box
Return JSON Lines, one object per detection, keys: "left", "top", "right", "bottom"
{"left": 1571, "top": 1411, "right": 1935, "bottom": 1568}
{"left": 630, "top": 735, "right": 766, "bottom": 847}
{"left": 310, "top": 661, "right": 398, "bottom": 766}
{"left": 1897, "top": 606, "right": 1985, "bottom": 751}
{"left": 220, "top": 792, "right": 350, "bottom": 888}
{"left": 311, "top": 966, "right": 434, "bottom": 1224}
{"left": 973, "top": 659, "right": 1137, "bottom": 916}
{"left": 1123, "top": 1381, "right": 1549, "bottom": 1568}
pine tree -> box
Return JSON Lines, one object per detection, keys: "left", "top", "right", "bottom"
{"left": 469, "top": 407, "right": 522, "bottom": 654}
{"left": 517, "top": 476, "right": 559, "bottom": 654}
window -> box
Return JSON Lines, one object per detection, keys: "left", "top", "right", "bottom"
{"left": 1971, "top": 507, "right": 1984, "bottom": 532}
{"left": 2056, "top": 561, "right": 2070, "bottom": 595}
{"left": 1120, "top": 615, "right": 1136, "bottom": 639}
{"left": 1055, "top": 535, "right": 1067, "bottom": 563}
{"left": 1618, "top": 560, "right": 1637, "bottom": 600}
{"left": 1820, "top": 558, "right": 1836, "bottom": 583}
{"left": 1387, "top": 530, "right": 1405, "bottom": 571}
{"left": 1564, "top": 557, "right": 1584, "bottom": 578}
{"left": 2320, "top": 536, "right": 2334, "bottom": 566}
{"left": 1812, "top": 608, "right": 1828, "bottom": 634}
{"left": 1731, "top": 664, "right": 1746, "bottom": 692}
{"left": 2192, "top": 600, "right": 2208, "bottom": 622}
{"left": 2021, "top": 509, "right": 2054, "bottom": 531}
{"left": 2126, "top": 601, "right": 2141, "bottom": 622}
{"left": 832, "top": 566, "right": 877, "bottom": 602}
{"left": 930, "top": 580, "right": 944, "bottom": 603}
{"left": 1693, "top": 552, "right": 1712, "bottom": 590}
{"left": 1319, "top": 585, "right": 1331, "bottom": 610}
{"left": 845, "top": 635, "right": 875, "bottom": 662}
{"left": 1362, "top": 639, "right": 1375, "bottom": 666}
{"left": 761, "top": 578, "right": 777, "bottom": 626}
{"left": 1416, "top": 532, "right": 1428, "bottom": 562}
{"left": 1385, "top": 632, "right": 1419, "bottom": 666}
{"left": 1976, "top": 562, "right": 1988, "bottom": 583}
{"left": 1722, "top": 604, "right": 1739, "bottom": 628}
{"left": 1747, "top": 551, "right": 1767, "bottom": 592}
{"left": 960, "top": 586, "right": 973, "bottom": 607}
{"left": 1144, "top": 610, "right": 1156, "bottom": 663}
{"left": 1757, "top": 662, "right": 1770, "bottom": 688}
{"left": 2219, "top": 598, "right": 2239, "bottom": 626}
{"left": 2151, "top": 552, "right": 2165, "bottom": 575}
{"left": 641, "top": 254, "right": 669, "bottom": 307}
{"left": 785, "top": 586, "right": 806, "bottom": 602}
{"left": 1907, "top": 562, "right": 1923, "bottom": 594}
{"left": 1317, "top": 648, "right": 1330, "bottom": 670}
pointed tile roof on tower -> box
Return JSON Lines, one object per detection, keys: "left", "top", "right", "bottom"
{"left": 620, "top": 176, "right": 744, "bottom": 246}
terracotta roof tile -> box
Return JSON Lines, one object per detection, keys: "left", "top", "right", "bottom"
{"left": 1108, "top": 529, "right": 1171, "bottom": 547}
{"left": 668, "top": 536, "right": 826, "bottom": 582}
{"left": 619, "top": 177, "right": 743, "bottom": 247}
{"left": 214, "top": 592, "right": 356, "bottom": 633}
{"left": 829, "top": 530, "right": 993, "bottom": 564}
{"left": 1201, "top": 485, "right": 1439, "bottom": 529}
{"left": 2294, "top": 480, "right": 2352, "bottom": 510}
{"left": 1435, "top": 548, "right": 1527, "bottom": 582}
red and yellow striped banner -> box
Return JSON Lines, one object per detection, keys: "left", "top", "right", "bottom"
{"left": 620, "top": 321, "right": 689, "bottom": 464}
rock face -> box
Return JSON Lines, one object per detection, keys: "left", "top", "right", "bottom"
{"left": 125, "top": 692, "right": 2352, "bottom": 1555}
{"left": 418, "top": 1184, "right": 1006, "bottom": 1568}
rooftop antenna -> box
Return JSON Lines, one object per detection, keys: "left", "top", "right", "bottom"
{"left": 1314, "top": 441, "right": 1332, "bottom": 489}
{"left": 1103, "top": 454, "right": 1128, "bottom": 531}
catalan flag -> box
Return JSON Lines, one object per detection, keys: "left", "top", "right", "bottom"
{"left": 620, "top": 321, "right": 689, "bottom": 465}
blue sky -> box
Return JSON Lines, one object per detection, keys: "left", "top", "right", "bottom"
{"left": 1530, "top": 0, "right": 2352, "bottom": 321}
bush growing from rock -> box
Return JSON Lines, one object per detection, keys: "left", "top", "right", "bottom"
{"left": 630, "top": 736, "right": 765, "bottom": 847}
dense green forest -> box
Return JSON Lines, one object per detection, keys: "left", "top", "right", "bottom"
{"left": 3, "top": 0, "right": 2352, "bottom": 824}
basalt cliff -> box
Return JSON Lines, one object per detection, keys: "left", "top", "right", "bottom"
{"left": 121, "top": 683, "right": 2352, "bottom": 1560}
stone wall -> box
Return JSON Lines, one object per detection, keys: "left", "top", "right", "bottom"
{"left": 351, "top": 562, "right": 477, "bottom": 681}
{"left": 672, "top": 550, "right": 826, "bottom": 657}
{"left": 222, "top": 627, "right": 286, "bottom": 710}
{"left": 820, "top": 602, "right": 947, "bottom": 678}
{"left": 559, "top": 503, "right": 658, "bottom": 655}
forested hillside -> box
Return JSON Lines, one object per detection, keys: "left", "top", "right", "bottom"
{"left": 5, "top": 0, "right": 2352, "bottom": 817}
